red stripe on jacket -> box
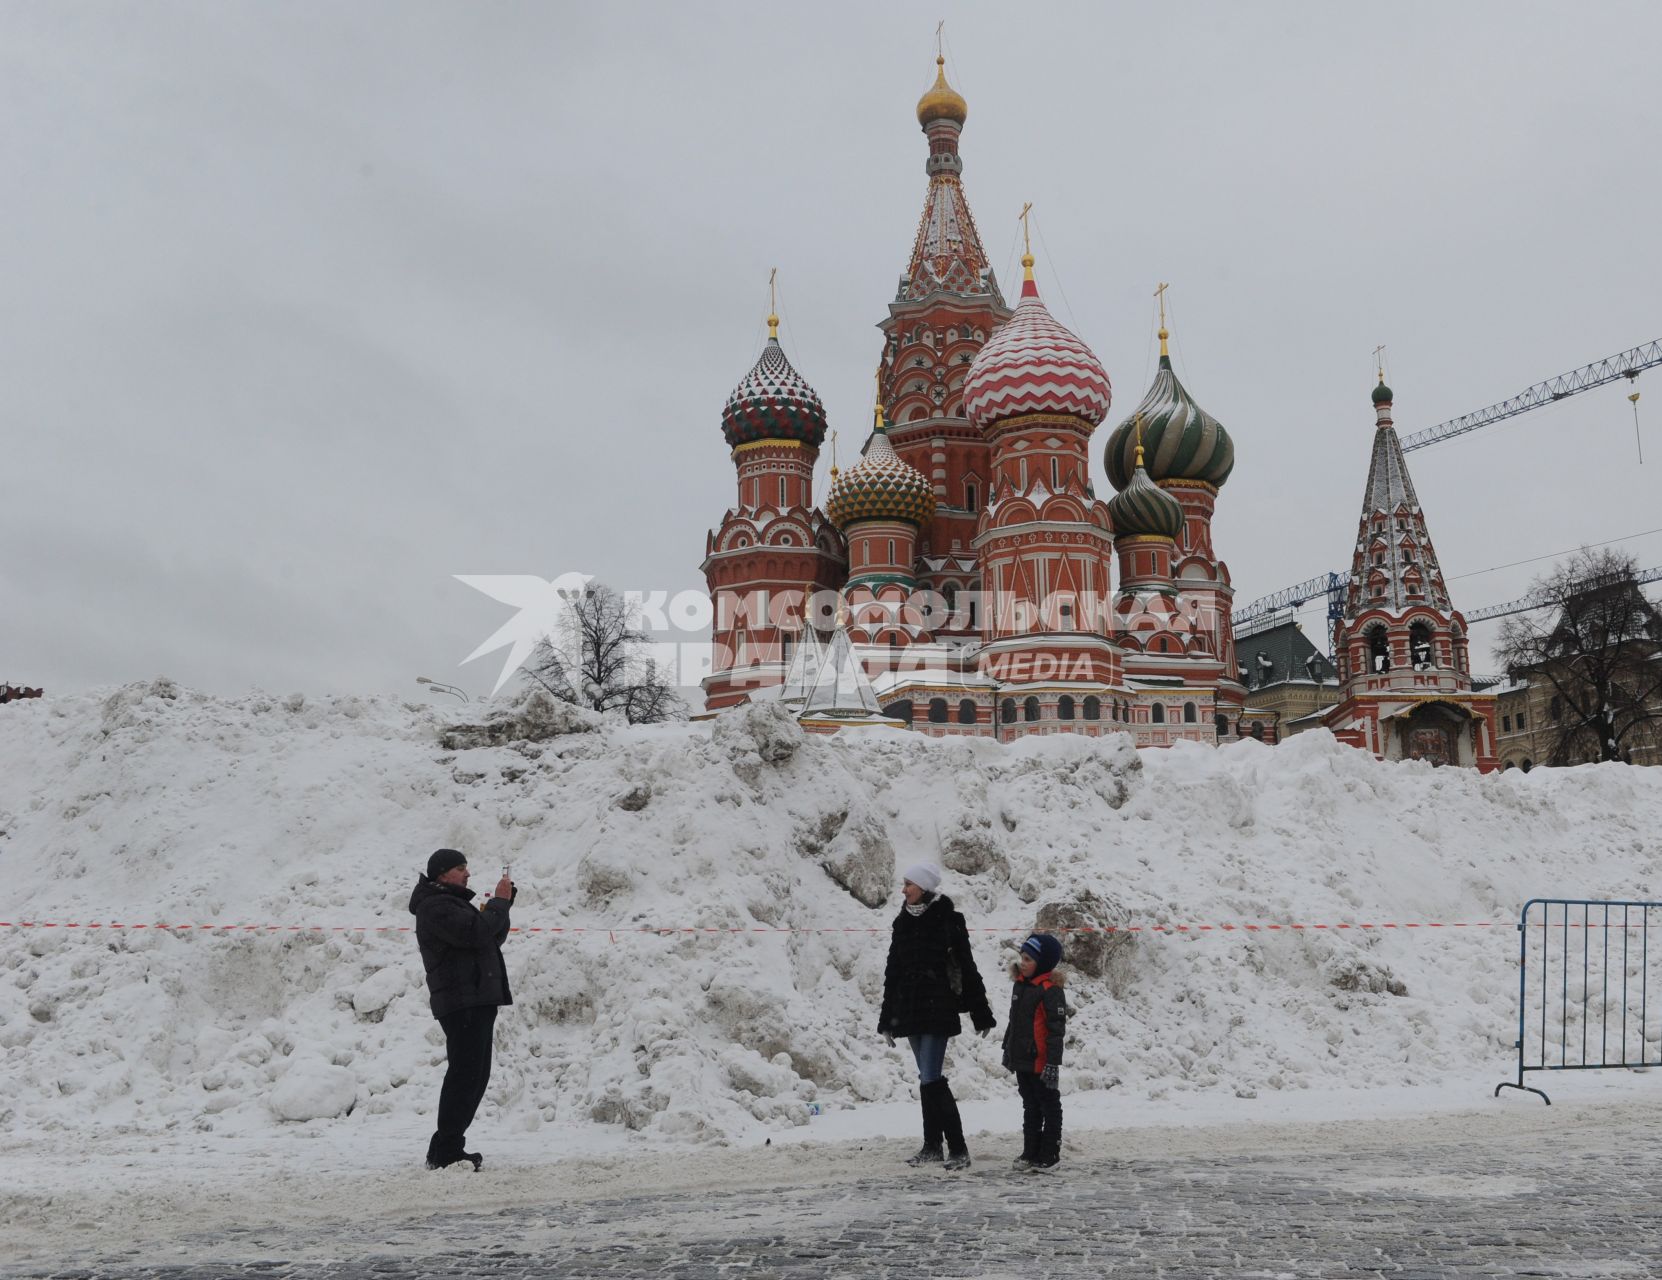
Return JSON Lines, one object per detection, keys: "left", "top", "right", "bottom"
{"left": 1031, "top": 972, "right": 1055, "bottom": 1073}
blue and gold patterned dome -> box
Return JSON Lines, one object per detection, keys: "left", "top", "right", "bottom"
{"left": 826, "top": 424, "right": 937, "bottom": 529}
{"left": 1104, "top": 348, "right": 1232, "bottom": 491}
{"left": 720, "top": 324, "right": 829, "bottom": 450}
{"left": 1108, "top": 444, "right": 1185, "bottom": 540}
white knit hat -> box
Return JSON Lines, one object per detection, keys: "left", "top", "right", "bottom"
{"left": 901, "top": 862, "right": 942, "bottom": 893}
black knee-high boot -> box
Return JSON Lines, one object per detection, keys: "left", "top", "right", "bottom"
{"left": 936, "top": 1077, "right": 970, "bottom": 1168}
{"left": 906, "top": 1080, "right": 944, "bottom": 1165}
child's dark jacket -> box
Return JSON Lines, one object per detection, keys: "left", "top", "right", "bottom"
{"left": 1001, "top": 964, "right": 1066, "bottom": 1073}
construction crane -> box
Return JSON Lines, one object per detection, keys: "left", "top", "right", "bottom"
{"left": 1233, "top": 341, "right": 1660, "bottom": 637}
{"left": 1234, "top": 565, "right": 1662, "bottom": 645}
{"left": 1400, "top": 340, "right": 1659, "bottom": 452}
{"left": 1463, "top": 564, "right": 1662, "bottom": 623}
{"left": 1232, "top": 572, "right": 1349, "bottom": 637}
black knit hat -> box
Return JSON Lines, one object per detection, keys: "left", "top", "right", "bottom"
{"left": 426, "top": 848, "right": 468, "bottom": 879}
{"left": 1020, "top": 932, "right": 1064, "bottom": 976}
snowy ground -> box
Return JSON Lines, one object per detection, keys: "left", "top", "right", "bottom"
{"left": 2, "top": 679, "right": 1661, "bottom": 1270}
{"left": 2, "top": 1073, "right": 1659, "bottom": 1275}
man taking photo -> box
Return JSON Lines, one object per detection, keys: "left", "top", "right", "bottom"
{"left": 409, "top": 848, "right": 515, "bottom": 1170}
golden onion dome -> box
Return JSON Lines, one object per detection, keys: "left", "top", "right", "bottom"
{"left": 916, "top": 56, "right": 968, "bottom": 127}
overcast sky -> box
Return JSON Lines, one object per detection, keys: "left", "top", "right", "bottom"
{"left": 3, "top": 2, "right": 1658, "bottom": 702}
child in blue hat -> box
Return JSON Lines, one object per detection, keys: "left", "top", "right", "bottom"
{"left": 1002, "top": 932, "right": 1066, "bottom": 1171}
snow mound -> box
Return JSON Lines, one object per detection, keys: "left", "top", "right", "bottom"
{"left": 270, "top": 1057, "right": 359, "bottom": 1122}
{"left": 438, "top": 685, "right": 601, "bottom": 751}
{"left": 2, "top": 682, "right": 1661, "bottom": 1144}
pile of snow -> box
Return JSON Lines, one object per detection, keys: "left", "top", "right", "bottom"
{"left": 2, "top": 678, "right": 1660, "bottom": 1145}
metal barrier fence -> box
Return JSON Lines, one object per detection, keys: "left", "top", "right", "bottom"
{"left": 1496, "top": 898, "right": 1662, "bottom": 1104}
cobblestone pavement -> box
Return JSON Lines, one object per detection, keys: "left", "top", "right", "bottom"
{"left": 11, "top": 1119, "right": 1662, "bottom": 1279}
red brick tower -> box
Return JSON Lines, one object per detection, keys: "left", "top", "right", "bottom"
{"left": 826, "top": 393, "right": 938, "bottom": 659}
{"left": 701, "top": 306, "right": 845, "bottom": 710}
{"left": 1109, "top": 418, "right": 1187, "bottom": 633}
{"left": 877, "top": 57, "right": 1011, "bottom": 642}
{"left": 964, "top": 238, "right": 1120, "bottom": 736}
{"left": 1102, "top": 301, "right": 1245, "bottom": 735}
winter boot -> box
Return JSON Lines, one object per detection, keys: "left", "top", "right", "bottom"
{"left": 936, "top": 1078, "right": 972, "bottom": 1171}
{"left": 426, "top": 1152, "right": 481, "bottom": 1171}
{"left": 905, "top": 1081, "right": 944, "bottom": 1166}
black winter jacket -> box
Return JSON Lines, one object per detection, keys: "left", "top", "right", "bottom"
{"left": 409, "top": 877, "right": 514, "bottom": 1020}
{"left": 1001, "top": 965, "right": 1066, "bottom": 1073}
{"left": 878, "top": 894, "right": 995, "bottom": 1039}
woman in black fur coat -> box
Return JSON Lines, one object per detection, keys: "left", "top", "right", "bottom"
{"left": 877, "top": 862, "right": 996, "bottom": 1171}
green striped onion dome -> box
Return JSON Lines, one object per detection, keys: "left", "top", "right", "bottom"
{"left": 720, "top": 337, "right": 829, "bottom": 449}
{"left": 1108, "top": 456, "right": 1184, "bottom": 540}
{"left": 826, "top": 426, "right": 937, "bottom": 529}
{"left": 1104, "top": 354, "right": 1233, "bottom": 490}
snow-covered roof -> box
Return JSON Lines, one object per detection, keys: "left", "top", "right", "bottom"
{"left": 871, "top": 668, "right": 998, "bottom": 696}
{"left": 1123, "top": 676, "right": 1190, "bottom": 691}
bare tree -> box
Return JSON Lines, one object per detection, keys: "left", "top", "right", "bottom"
{"left": 1497, "top": 548, "right": 1662, "bottom": 765}
{"left": 521, "top": 581, "right": 685, "bottom": 724}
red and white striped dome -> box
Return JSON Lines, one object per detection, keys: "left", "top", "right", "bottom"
{"left": 963, "top": 267, "right": 1111, "bottom": 430}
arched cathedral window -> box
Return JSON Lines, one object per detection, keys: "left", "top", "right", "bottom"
{"left": 1409, "top": 621, "right": 1435, "bottom": 670}
{"left": 1366, "top": 625, "right": 1391, "bottom": 673}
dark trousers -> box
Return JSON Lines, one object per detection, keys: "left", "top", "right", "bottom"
{"left": 1016, "top": 1070, "right": 1062, "bottom": 1161}
{"left": 430, "top": 1005, "right": 498, "bottom": 1160}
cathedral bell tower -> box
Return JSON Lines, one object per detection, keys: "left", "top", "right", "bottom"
{"left": 1323, "top": 372, "right": 1498, "bottom": 768}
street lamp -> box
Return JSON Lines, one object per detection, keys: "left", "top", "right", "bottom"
{"left": 416, "top": 676, "right": 469, "bottom": 703}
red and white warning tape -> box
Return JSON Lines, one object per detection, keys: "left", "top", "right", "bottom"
{"left": 0, "top": 919, "right": 1501, "bottom": 936}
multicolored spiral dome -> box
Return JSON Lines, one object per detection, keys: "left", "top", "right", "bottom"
{"left": 962, "top": 271, "right": 1111, "bottom": 430}
{"left": 720, "top": 336, "right": 829, "bottom": 450}
{"left": 1108, "top": 456, "right": 1185, "bottom": 540}
{"left": 826, "top": 426, "right": 937, "bottom": 529}
{"left": 1103, "top": 354, "right": 1233, "bottom": 490}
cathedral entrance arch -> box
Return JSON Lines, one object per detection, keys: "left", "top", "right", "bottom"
{"left": 1395, "top": 701, "right": 1467, "bottom": 767}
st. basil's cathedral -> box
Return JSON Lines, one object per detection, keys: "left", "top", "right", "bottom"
{"left": 700, "top": 55, "right": 1499, "bottom": 769}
